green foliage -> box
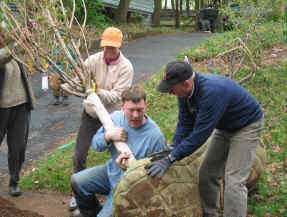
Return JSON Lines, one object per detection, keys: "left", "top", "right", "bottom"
{"left": 143, "top": 66, "right": 178, "bottom": 143}
{"left": 246, "top": 62, "right": 287, "bottom": 216}
{"left": 20, "top": 144, "right": 110, "bottom": 192}
{"left": 128, "top": 12, "right": 144, "bottom": 23}
{"left": 178, "top": 22, "right": 284, "bottom": 62}
{"left": 64, "top": 0, "right": 112, "bottom": 28}
{"left": 220, "top": 0, "right": 286, "bottom": 31}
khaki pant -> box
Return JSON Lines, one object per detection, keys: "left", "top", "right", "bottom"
{"left": 199, "top": 118, "right": 264, "bottom": 217}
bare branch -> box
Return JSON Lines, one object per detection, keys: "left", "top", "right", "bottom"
{"left": 44, "top": 8, "right": 85, "bottom": 84}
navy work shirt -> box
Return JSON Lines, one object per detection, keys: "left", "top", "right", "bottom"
{"left": 170, "top": 72, "right": 263, "bottom": 161}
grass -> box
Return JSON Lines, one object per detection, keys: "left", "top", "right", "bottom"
{"left": 19, "top": 21, "right": 287, "bottom": 216}
{"left": 177, "top": 22, "right": 285, "bottom": 62}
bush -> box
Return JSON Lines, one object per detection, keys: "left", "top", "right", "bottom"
{"left": 64, "top": 0, "right": 112, "bottom": 28}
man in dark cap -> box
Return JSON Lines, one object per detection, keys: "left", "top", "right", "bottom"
{"left": 145, "top": 60, "right": 264, "bottom": 217}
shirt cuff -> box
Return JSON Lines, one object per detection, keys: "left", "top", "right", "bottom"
{"left": 168, "top": 153, "right": 176, "bottom": 163}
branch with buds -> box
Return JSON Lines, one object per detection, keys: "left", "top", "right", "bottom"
{"left": 0, "top": 0, "right": 90, "bottom": 97}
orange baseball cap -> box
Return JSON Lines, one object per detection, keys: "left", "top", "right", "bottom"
{"left": 100, "top": 27, "right": 123, "bottom": 48}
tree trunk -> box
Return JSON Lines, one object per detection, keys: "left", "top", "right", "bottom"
{"left": 180, "top": 0, "right": 183, "bottom": 13}
{"left": 171, "top": 0, "right": 175, "bottom": 10}
{"left": 164, "top": 0, "right": 168, "bottom": 9}
{"left": 200, "top": 0, "right": 204, "bottom": 8}
{"left": 175, "top": 0, "right": 180, "bottom": 28}
{"left": 186, "top": 0, "right": 190, "bottom": 16}
{"left": 115, "top": 0, "right": 131, "bottom": 23}
{"left": 195, "top": 0, "right": 199, "bottom": 10}
{"left": 152, "top": 0, "right": 161, "bottom": 26}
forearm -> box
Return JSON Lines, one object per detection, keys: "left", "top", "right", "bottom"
{"left": 92, "top": 130, "right": 110, "bottom": 152}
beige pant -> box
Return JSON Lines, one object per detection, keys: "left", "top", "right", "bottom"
{"left": 199, "top": 118, "right": 264, "bottom": 217}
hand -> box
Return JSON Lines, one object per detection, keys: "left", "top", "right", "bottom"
{"left": 145, "top": 157, "right": 172, "bottom": 179}
{"left": 116, "top": 152, "right": 130, "bottom": 171}
{"left": 105, "top": 127, "right": 127, "bottom": 143}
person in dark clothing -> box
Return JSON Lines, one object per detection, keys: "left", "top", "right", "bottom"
{"left": 145, "top": 61, "right": 264, "bottom": 217}
{"left": 0, "top": 32, "right": 36, "bottom": 196}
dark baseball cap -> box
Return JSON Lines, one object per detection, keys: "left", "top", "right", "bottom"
{"left": 157, "top": 61, "right": 193, "bottom": 93}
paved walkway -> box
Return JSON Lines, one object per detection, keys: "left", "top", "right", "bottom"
{"left": 0, "top": 32, "right": 211, "bottom": 174}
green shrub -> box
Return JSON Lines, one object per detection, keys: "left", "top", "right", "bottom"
{"left": 64, "top": 0, "right": 112, "bottom": 28}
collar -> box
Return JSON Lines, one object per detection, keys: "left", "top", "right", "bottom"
{"left": 188, "top": 73, "right": 196, "bottom": 99}
{"left": 104, "top": 51, "right": 121, "bottom": 65}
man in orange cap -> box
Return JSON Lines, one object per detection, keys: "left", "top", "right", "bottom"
{"left": 68, "top": 27, "right": 134, "bottom": 212}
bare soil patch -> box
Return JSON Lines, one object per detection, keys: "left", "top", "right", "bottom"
{"left": 0, "top": 194, "right": 44, "bottom": 217}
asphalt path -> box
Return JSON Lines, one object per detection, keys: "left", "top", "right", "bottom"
{"left": 0, "top": 32, "right": 211, "bottom": 174}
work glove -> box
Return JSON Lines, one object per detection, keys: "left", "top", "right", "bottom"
{"left": 145, "top": 157, "right": 172, "bottom": 179}
{"left": 83, "top": 99, "right": 98, "bottom": 118}
{"left": 86, "top": 92, "right": 98, "bottom": 104}
{"left": 105, "top": 127, "right": 127, "bottom": 143}
{"left": 83, "top": 92, "right": 100, "bottom": 118}
{"left": 148, "top": 147, "right": 174, "bottom": 162}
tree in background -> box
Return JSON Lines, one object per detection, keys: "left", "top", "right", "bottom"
{"left": 175, "top": 0, "right": 180, "bottom": 28}
{"left": 152, "top": 0, "right": 162, "bottom": 26}
{"left": 65, "top": 0, "right": 110, "bottom": 28}
{"left": 115, "top": 0, "right": 131, "bottom": 23}
{"left": 186, "top": 0, "right": 191, "bottom": 16}
{"left": 164, "top": 0, "right": 168, "bottom": 9}
{"left": 171, "top": 0, "right": 175, "bottom": 10}
{"left": 195, "top": 0, "right": 200, "bottom": 10}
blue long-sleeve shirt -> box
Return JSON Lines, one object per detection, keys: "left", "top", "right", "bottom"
{"left": 92, "top": 110, "right": 167, "bottom": 188}
{"left": 170, "top": 72, "right": 263, "bottom": 161}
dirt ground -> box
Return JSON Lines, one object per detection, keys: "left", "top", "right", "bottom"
{"left": 0, "top": 44, "right": 286, "bottom": 217}
{"left": 0, "top": 174, "right": 105, "bottom": 217}
{"left": 0, "top": 180, "right": 71, "bottom": 217}
{"left": 0, "top": 195, "right": 44, "bottom": 217}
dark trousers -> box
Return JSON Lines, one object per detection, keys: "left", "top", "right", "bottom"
{"left": 73, "top": 110, "right": 102, "bottom": 173}
{"left": 0, "top": 103, "right": 31, "bottom": 185}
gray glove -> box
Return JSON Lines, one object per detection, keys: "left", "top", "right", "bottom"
{"left": 148, "top": 148, "right": 173, "bottom": 162}
{"left": 145, "top": 157, "right": 172, "bottom": 179}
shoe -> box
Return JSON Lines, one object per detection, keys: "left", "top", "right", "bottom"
{"left": 9, "top": 184, "right": 22, "bottom": 197}
{"left": 52, "top": 96, "right": 61, "bottom": 105}
{"left": 61, "top": 96, "right": 69, "bottom": 105}
{"left": 70, "top": 208, "right": 83, "bottom": 217}
{"left": 203, "top": 213, "right": 216, "bottom": 217}
{"left": 68, "top": 196, "right": 78, "bottom": 211}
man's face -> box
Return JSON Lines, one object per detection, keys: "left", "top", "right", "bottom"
{"left": 121, "top": 99, "right": 147, "bottom": 128}
{"left": 104, "top": 46, "right": 120, "bottom": 58}
{"left": 168, "top": 81, "right": 190, "bottom": 98}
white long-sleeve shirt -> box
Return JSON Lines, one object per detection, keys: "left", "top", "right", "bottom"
{"left": 84, "top": 51, "right": 134, "bottom": 113}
